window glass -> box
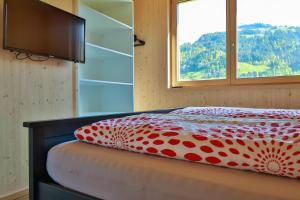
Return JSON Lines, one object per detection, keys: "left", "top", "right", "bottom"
{"left": 177, "top": 0, "right": 227, "bottom": 81}
{"left": 237, "top": 0, "right": 300, "bottom": 78}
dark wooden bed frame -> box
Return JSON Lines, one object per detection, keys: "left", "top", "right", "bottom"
{"left": 23, "top": 108, "right": 178, "bottom": 200}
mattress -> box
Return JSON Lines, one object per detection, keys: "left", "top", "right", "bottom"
{"left": 47, "top": 141, "right": 300, "bottom": 200}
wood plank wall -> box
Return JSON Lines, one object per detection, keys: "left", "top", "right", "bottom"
{"left": 134, "top": 0, "right": 300, "bottom": 111}
{"left": 0, "top": 0, "right": 75, "bottom": 197}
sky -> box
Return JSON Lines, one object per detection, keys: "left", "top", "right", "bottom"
{"left": 178, "top": 0, "right": 300, "bottom": 45}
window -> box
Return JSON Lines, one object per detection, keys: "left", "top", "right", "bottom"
{"left": 237, "top": 0, "right": 300, "bottom": 80}
{"left": 170, "top": 0, "right": 300, "bottom": 87}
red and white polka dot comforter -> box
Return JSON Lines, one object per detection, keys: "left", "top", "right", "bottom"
{"left": 75, "top": 107, "right": 300, "bottom": 179}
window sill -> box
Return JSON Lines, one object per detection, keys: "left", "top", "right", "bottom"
{"left": 169, "top": 81, "right": 300, "bottom": 90}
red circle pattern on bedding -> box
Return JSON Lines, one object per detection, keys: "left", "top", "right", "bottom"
{"left": 75, "top": 107, "right": 300, "bottom": 179}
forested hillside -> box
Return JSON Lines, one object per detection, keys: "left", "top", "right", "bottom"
{"left": 180, "top": 23, "right": 300, "bottom": 80}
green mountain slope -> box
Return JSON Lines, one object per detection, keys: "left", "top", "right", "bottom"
{"left": 180, "top": 23, "right": 300, "bottom": 80}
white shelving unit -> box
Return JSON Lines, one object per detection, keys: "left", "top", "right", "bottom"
{"left": 77, "top": 0, "right": 134, "bottom": 117}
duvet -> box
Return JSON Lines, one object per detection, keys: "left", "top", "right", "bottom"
{"left": 75, "top": 107, "right": 300, "bottom": 179}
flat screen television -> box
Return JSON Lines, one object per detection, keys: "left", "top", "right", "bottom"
{"left": 3, "top": 0, "right": 85, "bottom": 63}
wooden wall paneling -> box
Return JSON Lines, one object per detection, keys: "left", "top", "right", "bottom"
{"left": 0, "top": 0, "right": 75, "bottom": 196}
{"left": 134, "top": 0, "right": 300, "bottom": 111}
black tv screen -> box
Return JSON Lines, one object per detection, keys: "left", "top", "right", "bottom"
{"left": 3, "top": 0, "right": 85, "bottom": 63}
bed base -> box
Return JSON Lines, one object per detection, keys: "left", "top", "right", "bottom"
{"left": 23, "top": 108, "right": 178, "bottom": 200}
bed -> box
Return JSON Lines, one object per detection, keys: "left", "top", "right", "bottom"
{"left": 24, "top": 108, "right": 300, "bottom": 200}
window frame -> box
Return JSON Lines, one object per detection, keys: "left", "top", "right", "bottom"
{"left": 170, "top": 0, "right": 300, "bottom": 88}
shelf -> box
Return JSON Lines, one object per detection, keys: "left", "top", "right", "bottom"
{"left": 79, "top": 4, "right": 132, "bottom": 32}
{"left": 80, "top": 0, "right": 132, "bottom": 10}
{"left": 86, "top": 43, "right": 133, "bottom": 59}
{"left": 79, "top": 4, "right": 133, "bottom": 55}
{"left": 78, "top": 44, "right": 133, "bottom": 83}
{"left": 79, "top": 0, "right": 133, "bottom": 26}
{"left": 80, "top": 79, "right": 133, "bottom": 87}
{"left": 79, "top": 84, "right": 134, "bottom": 114}
{"left": 77, "top": 0, "right": 134, "bottom": 116}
